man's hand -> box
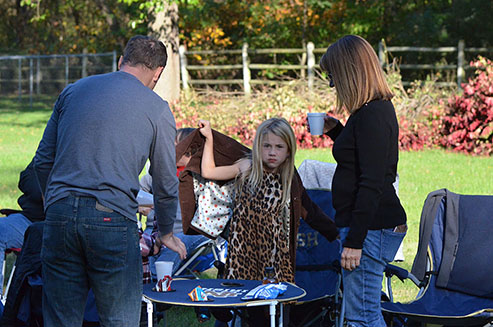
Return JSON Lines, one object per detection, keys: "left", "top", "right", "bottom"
{"left": 138, "top": 205, "right": 153, "bottom": 216}
{"left": 341, "top": 247, "right": 362, "bottom": 271}
{"left": 158, "top": 232, "right": 187, "bottom": 260}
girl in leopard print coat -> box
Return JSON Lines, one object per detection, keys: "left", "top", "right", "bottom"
{"left": 197, "top": 117, "right": 338, "bottom": 282}
{"left": 169, "top": 118, "right": 339, "bottom": 325}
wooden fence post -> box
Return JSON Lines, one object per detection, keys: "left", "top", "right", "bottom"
{"left": 36, "top": 57, "right": 41, "bottom": 95}
{"left": 307, "top": 42, "right": 315, "bottom": 92}
{"left": 378, "top": 40, "right": 386, "bottom": 67}
{"left": 112, "top": 50, "right": 117, "bottom": 72}
{"left": 82, "top": 48, "right": 88, "bottom": 78}
{"left": 300, "top": 45, "right": 306, "bottom": 79}
{"left": 457, "top": 40, "right": 465, "bottom": 89}
{"left": 29, "top": 58, "right": 33, "bottom": 107}
{"left": 65, "top": 55, "right": 69, "bottom": 86}
{"left": 242, "top": 42, "right": 251, "bottom": 96}
{"left": 179, "top": 45, "right": 190, "bottom": 96}
{"left": 18, "top": 58, "right": 22, "bottom": 100}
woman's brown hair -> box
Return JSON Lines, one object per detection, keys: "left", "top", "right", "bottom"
{"left": 320, "top": 35, "right": 393, "bottom": 114}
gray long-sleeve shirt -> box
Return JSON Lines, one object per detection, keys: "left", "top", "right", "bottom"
{"left": 34, "top": 70, "right": 178, "bottom": 235}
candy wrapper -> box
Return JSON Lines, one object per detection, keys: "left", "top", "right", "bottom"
{"left": 241, "top": 283, "right": 288, "bottom": 300}
{"left": 154, "top": 275, "right": 173, "bottom": 292}
{"left": 188, "top": 286, "right": 210, "bottom": 302}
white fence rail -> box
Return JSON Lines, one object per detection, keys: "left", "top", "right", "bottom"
{"left": 1, "top": 41, "right": 492, "bottom": 102}
{"left": 179, "top": 40, "right": 492, "bottom": 94}
{"left": 379, "top": 40, "right": 493, "bottom": 87}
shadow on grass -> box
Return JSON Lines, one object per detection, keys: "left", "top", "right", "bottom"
{"left": 0, "top": 95, "right": 55, "bottom": 113}
{"left": 3, "top": 118, "right": 52, "bottom": 129}
{"left": 0, "top": 95, "right": 55, "bottom": 129}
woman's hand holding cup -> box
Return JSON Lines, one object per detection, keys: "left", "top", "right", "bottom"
{"left": 323, "top": 116, "right": 339, "bottom": 134}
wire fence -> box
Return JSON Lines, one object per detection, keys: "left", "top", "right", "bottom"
{"left": 0, "top": 51, "right": 117, "bottom": 105}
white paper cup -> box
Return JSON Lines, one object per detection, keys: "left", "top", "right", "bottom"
{"left": 136, "top": 190, "right": 154, "bottom": 207}
{"left": 307, "top": 112, "right": 326, "bottom": 135}
{"left": 155, "top": 261, "right": 174, "bottom": 280}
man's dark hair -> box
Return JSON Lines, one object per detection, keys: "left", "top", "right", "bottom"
{"left": 121, "top": 35, "right": 167, "bottom": 70}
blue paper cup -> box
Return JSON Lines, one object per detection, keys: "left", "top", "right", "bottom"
{"left": 307, "top": 113, "right": 326, "bottom": 135}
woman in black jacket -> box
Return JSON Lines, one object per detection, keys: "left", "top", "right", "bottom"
{"left": 318, "top": 35, "right": 407, "bottom": 327}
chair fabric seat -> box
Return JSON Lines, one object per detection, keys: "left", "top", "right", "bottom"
{"left": 382, "top": 274, "right": 493, "bottom": 318}
{"left": 383, "top": 189, "right": 493, "bottom": 326}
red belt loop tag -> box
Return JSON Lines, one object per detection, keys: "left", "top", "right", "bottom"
{"left": 103, "top": 217, "right": 111, "bottom": 222}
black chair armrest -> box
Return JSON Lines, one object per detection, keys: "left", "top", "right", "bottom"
{"left": 385, "top": 263, "right": 421, "bottom": 287}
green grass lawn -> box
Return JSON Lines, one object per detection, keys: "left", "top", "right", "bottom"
{"left": 0, "top": 96, "right": 55, "bottom": 209}
{"left": 1, "top": 96, "right": 492, "bottom": 324}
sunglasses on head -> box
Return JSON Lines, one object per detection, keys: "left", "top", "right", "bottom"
{"left": 328, "top": 73, "right": 335, "bottom": 88}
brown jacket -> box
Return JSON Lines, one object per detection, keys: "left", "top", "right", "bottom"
{"left": 176, "top": 129, "right": 339, "bottom": 270}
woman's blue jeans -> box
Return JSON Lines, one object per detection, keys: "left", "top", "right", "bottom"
{"left": 149, "top": 233, "right": 208, "bottom": 279}
{"left": 41, "top": 195, "right": 142, "bottom": 327}
{"left": 339, "top": 227, "right": 405, "bottom": 327}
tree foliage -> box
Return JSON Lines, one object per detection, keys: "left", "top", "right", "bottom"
{"left": 177, "top": 0, "right": 492, "bottom": 50}
{"left": 0, "top": 0, "right": 153, "bottom": 54}
{"left": 0, "top": 0, "right": 491, "bottom": 54}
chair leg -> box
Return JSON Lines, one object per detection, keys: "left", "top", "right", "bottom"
{"left": 3, "top": 265, "right": 16, "bottom": 302}
{"left": 2, "top": 250, "right": 20, "bottom": 305}
{"left": 1, "top": 258, "right": 5, "bottom": 304}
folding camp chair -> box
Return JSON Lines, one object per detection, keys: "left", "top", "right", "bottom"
{"left": 290, "top": 159, "right": 344, "bottom": 327}
{"left": 173, "top": 237, "right": 227, "bottom": 279}
{"left": 294, "top": 159, "right": 405, "bottom": 327}
{"left": 1, "top": 247, "right": 21, "bottom": 306}
{"left": 0, "top": 222, "right": 102, "bottom": 327}
{"left": 382, "top": 189, "right": 493, "bottom": 326}
{"left": 137, "top": 189, "right": 227, "bottom": 281}
{"left": 0, "top": 209, "right": 25, "bottom": 307}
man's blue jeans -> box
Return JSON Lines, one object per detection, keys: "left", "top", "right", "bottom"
{"left": 339, "top": 227, "right": 405, "bottom": 327}
{"left": 41, "top": 195, "right": 142, "bottom": 327}
{"left": 0, "top": 213, "right": 32, "bottom": 294}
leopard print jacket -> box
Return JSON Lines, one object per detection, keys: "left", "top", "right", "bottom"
{"left": 225, "top": 172, "right": 294, "bottom": 283}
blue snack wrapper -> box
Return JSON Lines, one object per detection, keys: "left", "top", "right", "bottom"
{"left": 188, "top": 286, "right": 210, "bottom": 301}
{"left": 241, "top": 283, "right": 288, "bottom": 300}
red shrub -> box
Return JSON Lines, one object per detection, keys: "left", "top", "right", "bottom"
{"left": 226, "top": 106, "right": 341, "bottom": 149}
{"left": 398, "top": 103, "right": 444, "bottom": 151}
{"left": 439, "top": 57, "right": 493, "bottom": 156}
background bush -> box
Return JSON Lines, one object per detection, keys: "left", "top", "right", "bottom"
{"left": 439, "top": 56, "right": 493, "bottom": 155}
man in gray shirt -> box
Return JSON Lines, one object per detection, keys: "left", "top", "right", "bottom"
{"left": 34, "top": 35, "right": 186, "bottom": 327}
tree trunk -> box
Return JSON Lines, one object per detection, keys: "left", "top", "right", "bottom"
{"left": 149, "top": 1, "right": 181, "bottom": 103}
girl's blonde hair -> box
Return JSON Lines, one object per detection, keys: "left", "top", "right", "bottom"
{"left": 319, "top": 35, "right": 393, "bottom": 114}
{"left": 239, "top": 117, "right": 296, "bottom": 207}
